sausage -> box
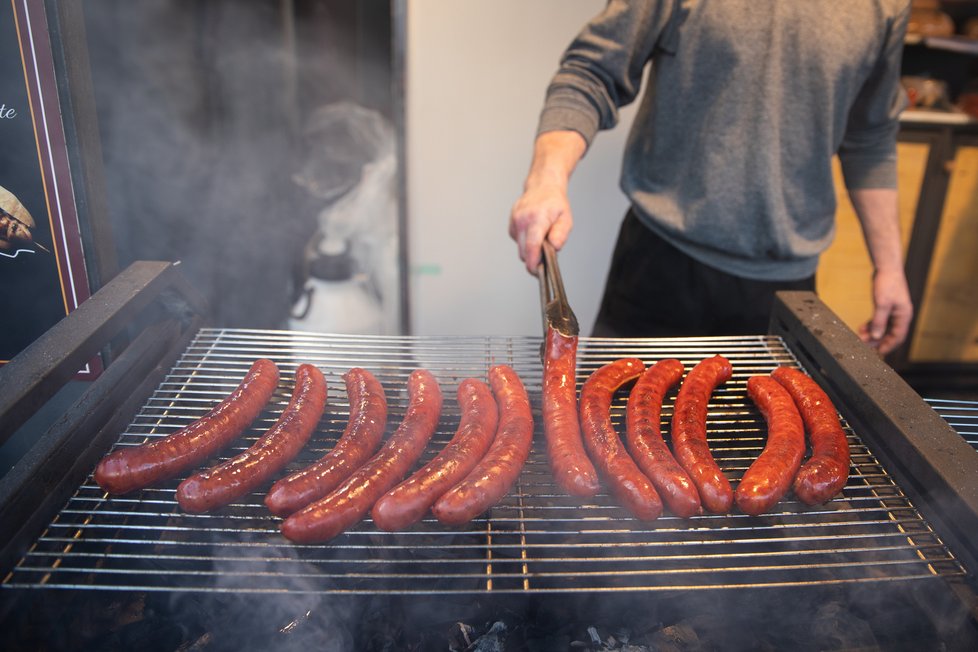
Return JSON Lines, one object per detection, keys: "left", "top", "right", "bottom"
{"left": 94, "top": 358, "right": 280, "bottom": 495}
{"left": 281, "top": 369, "right": 442, "bottom": 544}
{"left": 625, "top": 359, "right": 701, "bottom": 518}
{"left": 735, "top": 375, "right": 806, "bottom": 516}
{"left": 671, "top": 355, "right": 734, "bottom": 514}
{"left": 770, "top": 366, "right": 850, "bottom": 505}
{"left": 542, "top": 327, "right": 600, "bottom": 497}
{"left": 432, "top": 365, "right": 534, "bottom": 526}
{"left": 579, "top": 358, "right": 663, "bottom": 521}
{"left": 371, "top": 377, "right": 498, "bottom": 531}
{"left": 176, "top": 363, "right": 327, "bottom": 512}
{"left": 265, "top": 368, "right": 387, "bottom": 517}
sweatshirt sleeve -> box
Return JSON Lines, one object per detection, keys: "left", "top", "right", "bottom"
{"left": 837, "top": 2, "right": 911, "bottom": 190}
{"left": 537, "top": 0, "right": 677, "bottom": 146}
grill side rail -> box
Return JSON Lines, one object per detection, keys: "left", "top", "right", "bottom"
{"left": 0, "top": 261, "right": 206, "bottom": 575}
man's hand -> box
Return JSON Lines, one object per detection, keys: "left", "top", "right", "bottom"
{"left": 859, "top": 266, "right": 913, "bottom": 356}
{"left": 848, "top": 187, "right": 914, "bottom": 357}
{"left": 509, "top": 131, "right": 587, "bottom": 274}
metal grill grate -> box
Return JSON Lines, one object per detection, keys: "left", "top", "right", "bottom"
{"left": 2, "top": 330, "right": 966, "bottom": 594}
{"left": 927, "top": 398, "right": 978, "bottom": 451}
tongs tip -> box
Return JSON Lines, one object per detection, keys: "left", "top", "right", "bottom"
{"left": 537, "top": 240, "right": 579, "bottom": 337}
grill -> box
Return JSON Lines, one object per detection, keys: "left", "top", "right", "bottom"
{"left": 3, "top": 262, "right": 978, "bottom": 650}
{"left": 1, "top": 328, "right": 969, "bottom": 595}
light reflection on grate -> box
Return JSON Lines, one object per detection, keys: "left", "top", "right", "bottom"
{"left": 3, "top": 330, "right": 966, "bottom": 594}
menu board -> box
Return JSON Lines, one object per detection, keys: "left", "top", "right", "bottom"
{"left": 0, "top": 0, "right": 98, "bottom": 375}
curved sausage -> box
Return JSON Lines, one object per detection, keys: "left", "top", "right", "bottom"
{"left": 735, "top": 375, "right": 806, "bottom": 516}
{"left": 265, "top": 368, "right": 387, "bottom": 516}
{"left": 580, "top": 358, "right": 663, "bottom": 521}
{"left": 176, "top": 364, "right": 327, "bottom": 512}
{"left": 281, "top": 369, "right": 442, "bottom": 544}
{"left": 671, "top": 355, "right": 734, "bottom": 514}
{"left": 771, "top": 366, "right": 850, "bottom": 505}
{"left": 625, "top": 359, "right": 701, "bottom": 518}
{"left": 432, "top": 365, "right": 534, "bottom": 526}
{"left": 371, "top": 377, "right": 498, "bottom": 531}
{"left": 94, "top": 358, "right": 280, "bottom": 495}
{"left": 542, "top": 328, "right": 600, "bottom": 497}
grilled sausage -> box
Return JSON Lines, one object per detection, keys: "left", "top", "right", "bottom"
{"left": 371, "top": 377, "right": 498, "bottom": 531}
{"left": 625, "top": 359, "right": 701, "bottom": 518}
{"left": 671, "top": 355, "right": 734, "bottom": 514}
{"left": 580, "top": 358, "right": 663, "bottom": 520}
{"left": 542, "top": 327, "right": 600, "bottom": 497}
{"left": 432, "top": 365, "right": 534, "bottom": 526}
{"left": 735, "top": 375, "right": 806, "bottom": 516}
{"left": 94, "top": 358, "right": 280, "bottom": 495}
{"left": 281, "top": 369, "right": 442, "bottom": 544}
{"left": 771, "top": 366, "right": 850, "bottom": 505}
{"left": 177, "top": 364, "right": 327, "bottom": 512}
{"left": 265, "top": 368, "right": 387, "bottom": 516}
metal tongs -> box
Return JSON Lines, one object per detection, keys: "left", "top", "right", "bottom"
{"left": 537, "top": 240, "right": 579, "bottom": 337}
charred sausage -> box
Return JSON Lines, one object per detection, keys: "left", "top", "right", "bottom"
{"left": 265, "top": 368, "right": 387, "bottom": 516}
{"left": 735, "top": 375, "right": 806, "bottom": 516}
{"left": 580, "top": 358, "right": 663, "bottom": 521}
{"left": 281, "top": 369, "right": 442, "bottom": 544}
{"left": 432, "top": 365, "right": 534, "bottom": 526}
{"left": 671, "top": 355, "right": 734, "bottom": 514}
{"left": 177, "top": 364, "right": 327, "bottom": 512}
{"left": 542, "top": 328, "right": 600, "bottom": 497}
{"left": 94, "top": 358, "right": 280, "bottom": 495}
{"left": 625, "top": 359, "right": 701, "bottom": 518}
{"left": 371, "top": 377, "right": 498, "bottom": 531}
{"left": 771, "top": 366, "right": 850, "bottom": 505}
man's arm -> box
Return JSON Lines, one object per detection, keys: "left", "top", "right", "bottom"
{"left": 509, "top": 130, "right": 588, "bottom": 274}
{"left": 847, "top": 187, "right": 913, "bottom": 355}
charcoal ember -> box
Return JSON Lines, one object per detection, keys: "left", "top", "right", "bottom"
{"left": 646, "top": 622, "right": 702, "bottom": 652}
{"left": 449, "top": 620, "right": 507, "bottom": 652}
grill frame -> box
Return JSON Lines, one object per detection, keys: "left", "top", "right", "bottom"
{"left": 0, "top": 329, "right": 969, "bottom": 596}
{"left": 0, "top": 265, "right": 976, "bottom": 613}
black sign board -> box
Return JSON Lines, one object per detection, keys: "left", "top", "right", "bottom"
{"left": 1, "top": 0, "right": 100, "bottom": 375}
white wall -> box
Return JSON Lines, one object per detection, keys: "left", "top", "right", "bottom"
{"left": 405, "top": 0, "right": 639, "bottom": 336}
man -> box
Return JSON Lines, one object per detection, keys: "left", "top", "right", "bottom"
{"left": 509, "top": 0, "right": 913, "bottom": 355}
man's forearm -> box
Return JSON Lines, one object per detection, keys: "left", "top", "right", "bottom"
{"left": 847, "top": 187, "right": 904, "bottom": 274}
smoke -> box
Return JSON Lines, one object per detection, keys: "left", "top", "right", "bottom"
{"left": 82, "top": 0, "right": 396, "bottom": 330}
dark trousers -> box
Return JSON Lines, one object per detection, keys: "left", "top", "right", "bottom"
{"left": 592, "top": 209, "right": 816, "bottom": 337}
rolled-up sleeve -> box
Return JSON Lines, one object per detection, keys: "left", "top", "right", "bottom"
{"left": 838, "top": 2, "right": 910, "bottom": 190}
{"left": 537, "top": 0, "right": 676, "bottom": 146}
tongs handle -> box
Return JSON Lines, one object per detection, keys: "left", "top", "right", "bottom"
{"left": 537, "top": 240, "right": 579, "bottom": 337}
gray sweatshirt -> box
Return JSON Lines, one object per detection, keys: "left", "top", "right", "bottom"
{"left": 538, "top": 0, "right": 910, "bottom": 280}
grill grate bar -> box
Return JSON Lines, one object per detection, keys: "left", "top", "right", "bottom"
{"left": 927, "top": 398, "right": 978, "bottom": 450}
{"left": 3, "top": 331, "right": 966, "bottom": 594}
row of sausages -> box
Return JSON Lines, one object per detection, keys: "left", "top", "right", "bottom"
{"left": 93, "top": 360, "right": 534, "bottom": 544}
{"left": 93, "top": 341, "right": 850, "bottom": 542}
{"left": 542, "top": 328, "right": 850, "bottom": 520}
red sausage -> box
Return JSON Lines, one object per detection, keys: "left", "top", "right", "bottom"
{"left": 626, "top": 359, "right": 702, "bottom": 518}
{"left": 94, "top": 358, "right": 280, "bottom": 495}
{"left": 580, "top": 358, "right": 663, "bottom": 521}
{"left": 542, "top": 328, "right": 600, "bottom": 497}
{"left": 265, "top": 368, "right": 387, "bottom": 516}
{"left": 371, "top": 377, "right": 498, "bottom": 531}
{"left": 281, "top": 369, "right": 442, "bottom": 544}
{"left": 671, "top": 355, "right": 734, "bottom": 514}
{"left": 432, "top": 365, "right": 534, "bottom": 526}
{"left": 735, "top": 375, "right": 806, "bottom": 516}
{"left": 771, "top": 366, "right": 850, "bottom": 505}
{"left": 176, "top": 364, "right": 327, "bottom": 512}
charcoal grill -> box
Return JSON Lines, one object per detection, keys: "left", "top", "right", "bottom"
{"left": 2, "top": 262, "right": 978, "bottom": 647}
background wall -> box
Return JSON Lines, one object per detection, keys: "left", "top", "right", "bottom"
{"left": 405, "top": 0, "right": 640, "bottom": 336}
